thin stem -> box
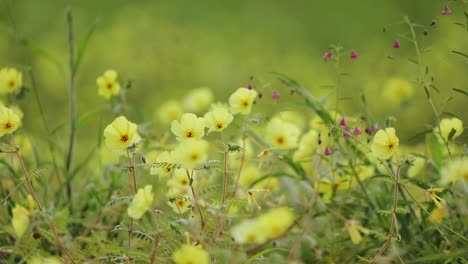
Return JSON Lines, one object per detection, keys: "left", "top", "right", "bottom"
{"left": 232, "top": 116, "right": 249, "bottom": 197}
{"left": 126, "top": 149, "right": 137, "bottom": 263}
{"left": 371, "top": 159, "right": 402, "bottom": 263}
{"left": 65, "top": 8, "right": 77, "bottom": 202}
{"left": 10, "top": 141, "right": 75, "bottom": 263}
{"left": 221, "top": 133, "right": 228, "bottom": 204}
{"left": 186, "top": 170, "right": 206, "bottom": 231}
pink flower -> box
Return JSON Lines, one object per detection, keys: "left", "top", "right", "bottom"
{"left": 353, "top": 127, "right": 362, "bottom": 136}
{"left": 325, "top": 147, "right": 332, "bottom": 156}
{"left": 350, "top": 51, "right": 358, "bottom": 59}
{"left": 392, "top": 41, "right": 400, "bottom": 48}
{"left": 247, "top": 85, "right": 253, "bottom": 90}
{"left": 441, "top": 6, "right": 451, "bottom": 15}
{"left": 272, "top": 91, "right": 280, "bottom": 100}
{"left": 343, "top": 127, "right": 351, "bottom": 139}
{"left": 339, "top": 118, "right": 347, "bottom": 127}
{"left": 323, "top": 52, "right": 333, "bottom": 61}
{"left": 370, "top": 125, "right": 378, "bottom": 133}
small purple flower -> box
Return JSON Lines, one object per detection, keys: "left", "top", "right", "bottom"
{"left": 343, "top": 127, "right": 351, "bottom": 139}
{"left": 353, "top": 127, "right": 362, "bottom": 136}
{"left": 325, "top": 147, "right": 332, "bottom": 156}
{"left": 350, "top": 51, "right": 358, "bottom": 59}
{"left": 272, "top": 91, "right": 280, "bottom": 100}
{"left": 392, "top": 41, "right": 400, "bottom": 48}
{"left": 370, "top": 124, "right": 378, "bottom": 133}
{"left": 441, "top": 6, "right": 451, "bottom": 15}
{"left": 339, "top": 118, "right": 347, "bottom": 127}
{"left": 247, "top": 85, "right": 253, "bottom": 90}
{"left": 323, "top": 52, "right": 333, "bottom": 61}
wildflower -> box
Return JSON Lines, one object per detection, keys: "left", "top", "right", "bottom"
{"left": 99, "top": 145, "right": 120, "bottom": 164}
{"left": 323, "top": 51, "right": 333, "bottom": 61}
{"left": 150, "top": 151, "right": 175, "bottom": 177}
{"left": 353, "top": 127, "right": 362, "bottom": 136}
{"left": 127, "top": 185, "right": 153, "bottom": 219}
{"left": 392, "top": 40, "right": 400, "bottom": 48}
{"left": 96, "top": 70, "right": 121, "bottom": 100}
{"left": 167, "top": 195, "right": 192, "bottom": 214}
{"left": 370, "top": 125, "right": 378, "bottom": 133}
{"left": 345, "top": 220, "right": 369, "bottom": 244}
{"left": 171, "top": 113, "right": 206, "bottom": 141}
{"left": 339, "top": 118, "right": 347, "bottom": 127}
{"left": 425, "top": 188, "right": 446, "bottom": 209}
{"left": 156, "top": 99, "right": 184, "bottom": 125}
{"left": 172, "top": 139, "right": 208, "bottom": 169}
{"left": 383, "top": 78, "right": 414, "bottom": 105}
{"left": 343, "top": 126, "right": 351, "bottom": 139}
{"left": 439, "top": 158, "right": 468, "bottom": 186}
{"left": 277, "top": 111, "right": 306, "bottom": 130}
{"left": 435, "top": 117, "right": 463, "bottom": 141}
{"left": 371, "top": 127, "right": 399, "bottom": 160}
{"left": 257, "top": 207, "right": 295, "bottom": 238}
{"left": 172, "top": 244, "right": 209, "bottom": 264}
{"left": 239, "top": 165, "right": 262, "bottom": 187}
{"left": 430, "top": 207, "right": 448, "bottom": 223}
{"left": 182, "top": 87, "right": 214, "bottom": 113}
{"left": 265, "top": 117, "right": 300, "bottom": 149}
{"left": 441, "top": 6, "right": 451, "bottom": 15}
{"left": 167, "top": 168, "right": 193, "bottom": 193}
{"left": 272, "top": 91, "right": 280, "bottom": 100}
{"left": 204, "top": 107, "right": 233, "bottom": 133}
{"left": 229, "top": 87, "right": 258, "bottom": 115}
{"left": 324, "top": 147, "right": 332, "bottom": 156}
{"left": 350, "top": 51, "right": 358, "bottom": 59}
{"left": 12, "top": 204, "right": 30, "bottom": 237}
{"left": 27, "top": 256, "right": 62, "bottom": 264}
{"left": 0, "top": 106, "right": 22, "bottom": 137}
{"left": 293, "top": 129, "right": 319, "bottom": 162}
{"left": 231, "top": 219, "right": 267, "bottom": 244}
{"left": 103, "top": 116, "right": 141, "bottom": 151}
{"left": 247, "top": 85, "right": 253, "bottom": 90}
{"left": 0, "top": 68, "right": 22, "bottom": 94}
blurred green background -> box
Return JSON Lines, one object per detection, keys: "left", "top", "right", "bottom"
{"left": 1, "top": 0, "right": 467, "bottom": 144}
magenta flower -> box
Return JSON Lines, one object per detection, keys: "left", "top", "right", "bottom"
{"left": 343, "top": 127, "right": 351, "bottom": 139}
{"left": 324, "top": 147, "right": 332, "bottom": 156}
{"left": 350, "top": 51, "right": 358, "bottom": 59}
{"left": 247, "top": 85, "right": 253, "bottom": 90}
{"left": 392, "top": 41, "right": 400, "bottom": 48}
{"left": 370, "top": 124, "right": 378, "bottom": 133}
{"left": 441, "top": 6, "right": 451, "bottom": 15}
{"left": 323, "top": 52, "right": 333, "bottom": 61}
{"left": 353, "top": 127, "right": 362, "bottom": 136}
{"left": 272, "top": 91, "right": 280, "bottom": 100}
{"left": 339, "top": 118, "right": 347, "bottom": 127}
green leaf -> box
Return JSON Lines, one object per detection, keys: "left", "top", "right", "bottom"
{"left": 452, "top": 88, "right": 468, "bottom": 97}
{"left": 0, "top": 142, "right": 16, "bottom": 152}
{"left": 451, "top": 50, "right": 468, "bottom": 58}
{"left": 407, "top": 129, "right": 433, "bottom": 142}
{"left": 395, "top": 207, "right": 409, "bottom": 214}
{"left": 73, "top": 21, "right": 98, "bottom": 75}
{"left": 425, "top": 133, "right": 443, "bottom": 170}
{"left": 423, "top": 86, "right": 430, "bottom": 99}
{"left": 408, "top": 58, "right": 419, "bottom": 64}
{"left": 447, "top": 128, "right": 457, "bottom": 141}
{"left": 18, "top": 38, "right": 64, "bottom": 76}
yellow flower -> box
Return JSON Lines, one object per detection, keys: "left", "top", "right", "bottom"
{"left": 103, "top": 116, "right": 141, "bottom": 151}
{"left": 383, "top": 78, "right": 414, "bottom": 105}
{"left": 435, "top": 117, "right": 464, "bottom": 141}
{"left": 229, "top": 88, "right": 257, "bottom": 115}
{"left": 407, "top": 156, "right": 425, "bottom": 178}
{"left": 293, "top": 129, "right": 319, "bottom": 162}
{"left": 204, "top": 107, "right": 234, "bottom": 133}
{"left": 265, "top": 118, "right": 300, "bottom": 149}
{"left": 425, "top": 188, "right": 446, "bottom": 209}
{"left": 371, "top": 127, "right": 399, "bottom": 160}
{"left": 127, "top": 185, "right": 153, "bottom": 219}
{"left": 96, "top": 69, "right": 121, "bottom": 100}
{"left": 12, "top": 204, "right": 30, "bottom": 237}
{"left": 156, "top": 99, "right": 184, "bottom": 125}
{"left": 171, "top": 113, "right": 206, "bottom": 141}
{"left": 345, "top": 220, "right": 369, "bottom": 244}
{"left": 0, "top": 68, "right": 23, "bottom": 94}
{"left": 440, "top": 158, "right": 468, "bottom": 186}
{"left": 239, "top": 165, "right": 262, "bottom": 187}
{"left": 231, "top": 219, "right": 267, "bottom": 244}
{"left": 167, "top": 195, "right": 192, "bottom": 214}
{"left": 0, "top": 106, "right": 22, "bottom": 137}
{"left": 99, "top": 145, "right": 120, "bottom": 164}
{"left": 257, "top": 207, "right": 295, "bottom": 238}
{"left": 430, "top": 207, "right": 448, "bottom": 223}
{"left": 277, "top": 111, "right": 305, "bottom": 130}
{"left": 182, "top": 87, "right": 214, "bottom": 113}
{"left": 172, "top": 244, "right": 209, "bottom": 264}
{"left": 167, "top": 168, "right": 193, "bottom": 193}
{"left": 149, "top": 151, "right": 175, "bottom": 177}
{"left": 172, "top": 140, "right": 209, "bottom": 169}
{"left": 27, "top": 256, "right": 62, "bottom": 264}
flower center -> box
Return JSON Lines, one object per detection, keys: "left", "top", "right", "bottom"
{"left": 242, "top": 100, "right": 249, "bottom": 107}
{"left": 8, "top": 80, "right": 16, "bottom": 88}
{"left": 276, "top": 136, "right": 285, "bottom": 145}
{"left": 186, "top": 131, "right": 194, "bottom": 138}
{"left": 177, "top": 200, "right": 185, "bottom": 207}
{"left": 107, "top": 83, "right": 113, "bottom": 90}
{"left": 4, "top": 122, "right": 12, "bottom": 129}
{"left": 388, "top": 143, "right": 394, "bottom": 149}
{"left": 216, "top": 123, "right": 223, "bottom": 129}
{"left": 190, "top": 154, "right": 199, "bottom": 161}
{"left": 120, "top": 134, "right": 129, "bottom": 143}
